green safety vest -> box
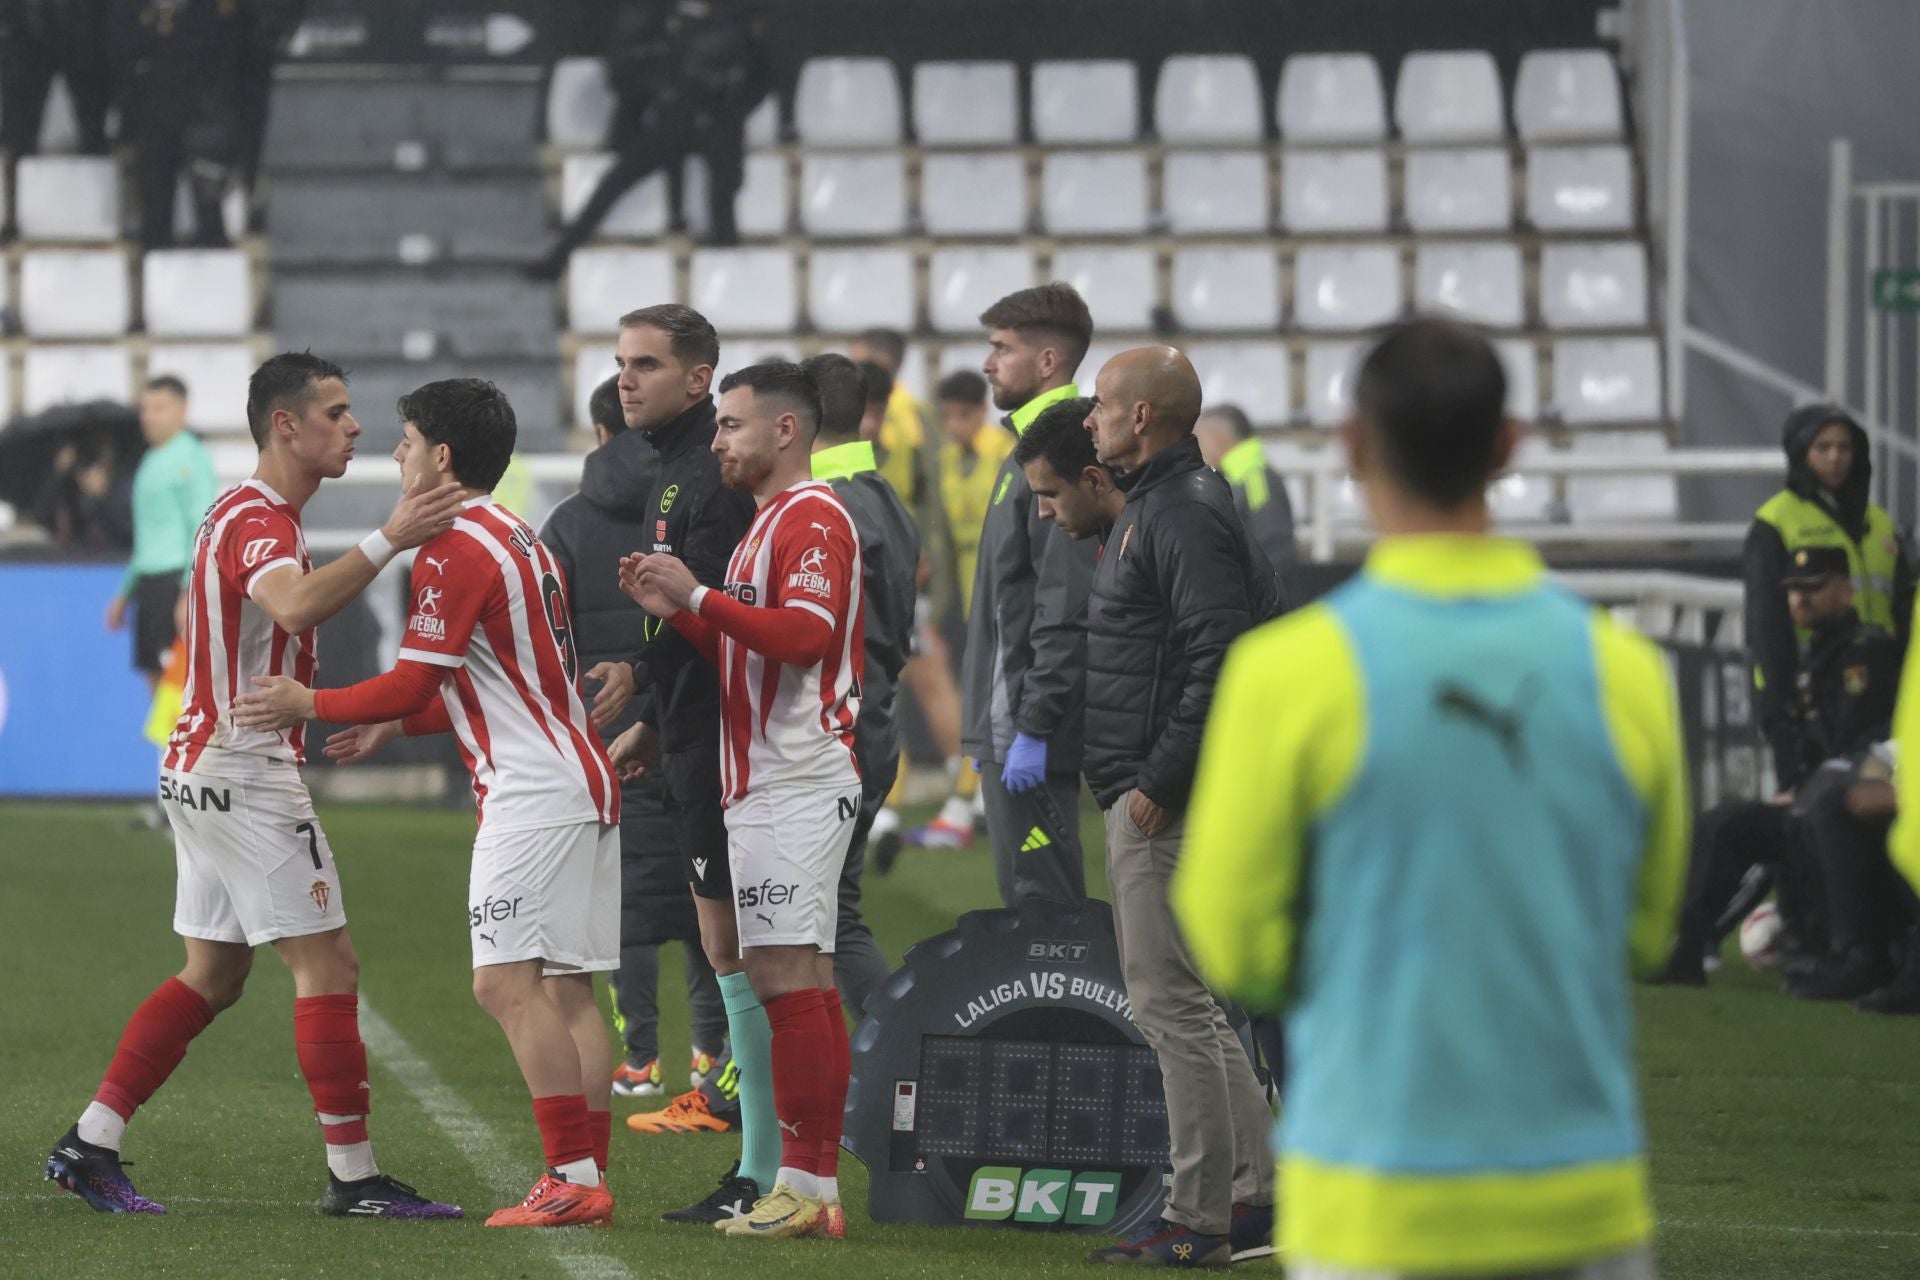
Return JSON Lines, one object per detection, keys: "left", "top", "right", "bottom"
{"left": 1754, "top": 489, "right": 1901, "bottom": 632}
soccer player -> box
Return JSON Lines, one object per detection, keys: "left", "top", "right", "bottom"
{"left": 621, "top": 361, "right": 863, "bottom": 1241}
{"left": 1174, "top": 318, "right": 1688, "bottom": 1279}
{"left": 44, "top": 353, "right": 465, "bottom": 1218}
{"left": 232, "top": 379, "right": 622, "bottom": 1229}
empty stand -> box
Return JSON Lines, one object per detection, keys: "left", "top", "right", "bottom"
{"left": 796, "top": 58, "right": 903, "bottom": 145}
{"left": 800, "top": 152, "right": 909, "bottom": 237}
{"left": 1498, "top": 339, "right": 1542, "bottom": 422}
{"left": 1415, "top": 242, "right": 1525, "bottom": 328}
{"left": 1163, "top": 150, "right": 1270, "bottom": 234}
{"left": 913, "top": 62, "right": 1019, "bottom": 144}
{"left": 566, "top": 248, "right": 677, "bottom": 333}
{"left": 17, "top": 156, "right": 117, "bottom": 241}
{"left": 272, "top": 78, "right": 542, "bottom": 170}
{"left": 24, "top": 345, "right": 133, "bottom": 413}
{"left": 1041, "top": 152, "right": 1149, "bottom": 235}
{"left": 1277, "top": 54, "right": 1387, "bottom": 142}
{"left": 545, "top": 58, "right": 615, "bottom": 150}
{"left": 1514, "top": 50, "right": 1625, "bottom": 141}
{"left": 1553, "top": 337, "right": 1663, "bottom": 424}
{"left": 1489, "top": 441, "right": 1557, "bottom": 522}
{"left": 689, "top": 247, "right": 799, "bottom": 332}
{"left": 267, "top": 174, "right": 547, "bottom": 266}
{"left": 144, "top": 250, "right": 252, "bottom": 337}
{"left": 1051, "top": 246, "right": 1158, "bottom": 332}
{"left": 1404, "top": 148, "right": 1512, "bottom": 232}
{"left": 1540, "top": 242, "right": 1649, "bottom": 329}
{"left": 1154, "top": 55, "right": 1264, "bottom": 142}
{"left": 21, "top": 250, "right": 129, "bottom": 337}
{"left": 1395, "top": 51, "right": 1506, "bottom": 143}
{"left": 808, "top": 248, "right": 917, "bottom": 331}
{"left": 275, "top": 272, "right": 557, "bottom": 359}
{"left": 1527, "top": 145, "right": 1635, "bottom": 231}
{"left": 1302, "top": 341, "right": 1364, "bottom": 426}
{"left": 681, "top": 152, "right": 790, "bottom": 240}
{"left": 929, "top": 247, "right": 1036, "bottom": 333}
{"left": 921, "top": 153, "right": 1029, "bottom": 236}
{"left": 561, "top": 154, "right": 671, "bottom": 238}
{"left": 1171, "top": 247, "right": 1281, "bottom": 331}
{"left": 146, "top": 344, "right": 256, "bottom": 432}
{"left": 1294, "top": 245, "right": 1403, "bottom": 332}
{"left": 1187, "top": 342, "right": 1292, "bottom": 427}
{"left": 1567, "top": 430, "right": 1678, "bottom": 521}
{"left": 1281, "top": 149, "right": 1389, "bottom": 233}
{"left": 1032, "top": 61, "right": 1139, "bottom": 143}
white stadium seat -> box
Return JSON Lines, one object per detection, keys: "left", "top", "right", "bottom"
{"left": 1302, "top": 341, "right": 1363, "bottom": 426}
{"left": 146, "top": 344, "right": 255, "bottom": 432}
{"left": 573, "top": 347, "right": 611, "bottom": 428}
{"left": 1277, "top": 54, "right": 1387, "bottom": 142}
{"left": 1171, "top": 247, "right": 1280, "bottom": 331}
{"left": 0, "top": 354, "right": 13, "bottom": 419}
{"left": 1078, "top": 342, "right": 1132, "bottom": 391}
{"left": 1515, "top": 50, "right": 1625, "bottom": 141}
{"left": 1395, "top": 51, "right": 1506, "bottom": 143}
{"left": 1187, "top": 341, "right": 1292, "bottom": 427}
{"left": 799, "top": 152, "right": 908, "bottom": 237}
{"left": 1498, "top": 339, "right": 1542, "bottom": 422}
{"left": 1051, "top": 246, "right": 1157, "bottom": 332}
{"left": 796, "top": 58, "right": 902, "bottom": 145}
{"left": 682, "top": 152, "right": 790, "bottom": 240}
{"left": 24, "top": 344, "right": 132, "bottom": 413}
{"left": 894, "top": 345, "right": 930, "bottom": 403}
{"left": 1155, "top": 54, "right": 1263, "bottom": 142}
{"left": 1281, "top": 148, "right": 1388, "bottom": 233}
{"left": 1041, "top": 151, "right": 1149, "bottom": 235}
{"left": 713, "top": 341, "right": 804, "bottom": 399}
{"left": 567, "top": 248, "right": 676, "bottom": 333}
{"left": 921, "top": 152, "right": 1028, "bottom": 236}
{"left": 1553, "top": 337, "right": 1663, "bottom": 424}
{"left": 938, "top": 343, "right": 991, "bottom": 382}
{"left": 143, "top": 249, "right": 251, "bottom": 337}
{"left": 1567, "top": 430, "right": 1678, "bottom": 521}
{"left": 1527, "top": 145, "right": 1635, "bottom": 231}
{"left": 546, "top": 58, "right": 613, "bottom": 148}
{"left": 929, "top": 247, "right": 1035, "bottom": 333}
{"left": 1163, "top": 150, "right": 1269, "bottom": 234}
{"left": 1294, "top": 245, "right": 1403, "bottom": 332}
{"left": 561, "top": 152, "right": 669, "bottom": 238}
{"left": 21, "top": 249, "right": 128, "bottom": 337}
{"left": 688, "top": 248, "right": 797, "bottom": 332}
{"left": 1404, "top": 147, "right": 1512, "bottom": 232}
{"left": 18, "top": 156, "right": 117, "bottom": 241}
{"left": 1540, "top": 241, "right": 1649, "bottom": 329}
{"left": 744, "top": 97, "right": 780, "bottom": 148}
{"left": 913, "top": 61, "right": 1018, "bottom": 144}
{"left": 808, "top": 247, "right": 916, "bottom": 331}
{"left": 1032, "top": 60, "right": 1139, "bottom": 143}
{"left": 1415, "top": 242, "right": 1525, "bottom": 328}
{"left": 1489, "top": 439, "right": 1556, "bottom": 522}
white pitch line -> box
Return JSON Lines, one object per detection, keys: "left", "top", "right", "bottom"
{"left": 1662, "top": 1218, "right": 1920, "bottom": 1240}
{"left": 358, "top": 999, "right": 632, "bottom": 1280}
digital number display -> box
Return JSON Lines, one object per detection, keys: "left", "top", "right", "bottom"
{"left": 917, "top": 1035, "right": 1169, "bottom": 1167}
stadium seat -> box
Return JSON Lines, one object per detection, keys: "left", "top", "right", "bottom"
{"left": 1415, "top": 242, "right": 1525, "bottom": 328}
{"left": 17, "top": 156, "right": 117, "bottom": 241}
{"left": 1277, "top": 54, "right": 1387, "bottom": 142}
{"left": 1040, "top": 151, "right": 1149, "bottom": 235}
{"left": 142, "top": 250, "right": 251, "bottom": 337}
{"left": 1187, "top": 342, "right": 1292, "bottom": 427}
{"left": 913, "top": 61, "right": 1019, "bottom": 144}
{"left": 808, "top": 247, "right": 917, "bottom": 331}
{"left": 1032, "top": 60, "right": 1138, "bottom": 143}
{"left": 1281, "top": 149, "right": 1388, "bottom": 233}
{"left": 1567, "top": 430, "right": 1678, "bottom": 521}
{"left": 1078, "top": 341, "right": 1131, "bottom": 390}
{"left": 1154, "top": 55, "right": 1263, "bottom": 142}
{"left": 1540, "top": 242, "right": 1649, "bottom": 329}
{"left": 688, "top": 247, "right": 798, "bottom": 332}
{"left": 713, "top": 341, "right": 803, "bottom": 399}
{"left": 1498, "top": 339, "right": 1542, "bottom": 422}
{"left": 1527, "top": 145, "right": 1635, "bottom": 231}
{"left": 744, "top": 96, "right": 779, "bottom": 148}
{"left": 1163, "top": 150, "right": 1270, "bottom": 234}
{"left": 572, "top": 346, "right": 611, "bottom": 428}
{"left": 23, "top": 344, "right": 132, "bottom": 413}
{"left": 1394, "top": 51, "right": 1506, "bottom": 143}
{"left": 681, "top": 152, "right": 790, "bottom": 240}
{"left": 1552, "top": 337, "right": 1663, "bottom": 423}
{"left": 1404, "top": 147, "right": 1512, "bottom": 231}
{"left": 796, "top": 58, "right": 903, "bottom": 145}
{"left": 921, "top": 152, "right": 1028, "bottom": 236}
{"left": 800, "top": 152, "right": 908, "bottom": 237}
{"left": 1302, "top": 342, "right": 1363, "bottom": 426}
{"left": 894, "top": 345, "right": 930, "bottom": 402}
{"left": 546, "top": 58, "right": 613, "bottom": 149}
{"left": 938, "top": 343, "right": 991, "bottom": 382}
{"left": 1051, "top": 246, "right": 1157, "bottom": 332}
{"left": 1294, "top": 245, "right": 1403, "bottom": 332}
{"left": 1515, "top": 50, "right": 1625, "bottom": 141}
{"left": 1489, "top": 439, "right": 1556, "bottom": 522}
{"left": 566, "top": 248, "right": 676, "bottom": 333}
{"left": 929, "top": 247, "right": 1036, "bottom": 333}
{"left": 1171, "top": 247, "right": 1280, "bottom": 331}
{"left": 146, "top": 344, "right": 255, "bottom": 432}
{"left": 560, "top": 152, "right": 669, "bottom": 238}
{"left": 21, "top": 249, "right": 129, "bottom": 337}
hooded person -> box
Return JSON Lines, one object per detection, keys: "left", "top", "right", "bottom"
{"left": 1746, "top": 405, "right": 1914, "bottom": 782}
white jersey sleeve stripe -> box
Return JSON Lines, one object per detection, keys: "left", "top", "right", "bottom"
{"left": 244, "top": 559, "right": 302, "bottom": 601}
{"left": 398, "top": 647, "right": 465, "bottom": 668}
{"left": 786, "top": 600, "right": 834, "bottom": 625}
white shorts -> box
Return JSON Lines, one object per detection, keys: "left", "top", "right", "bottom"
{"left": 469, "top": 821, "right": 619, "bottom": 974}
{"left": 725, "top": 782, "right": 861, "bottom": 953}
{"left": 166, "top": 766, "right": 347, "bottom": 947}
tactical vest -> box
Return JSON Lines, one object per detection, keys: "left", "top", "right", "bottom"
{"left": 1754, "top": 489, "right": 1901, "bottom": 631}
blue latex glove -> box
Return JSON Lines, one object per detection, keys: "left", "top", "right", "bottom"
{"left": 1001, "top": 733, "right": 1048, "bottom": 794}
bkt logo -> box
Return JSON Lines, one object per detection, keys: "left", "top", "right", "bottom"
{"left": 964, "top": 1167, "right": 1121, "bottom": 1225}
{"left": 1026, "top": 940, "right": 1090, "bottom": 964}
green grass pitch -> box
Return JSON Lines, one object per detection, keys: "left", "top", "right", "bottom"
{"left": 3, "top": 799, "right": 1917, "bottom": 1278}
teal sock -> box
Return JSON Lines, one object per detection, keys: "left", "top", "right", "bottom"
{"left": 718, "top": 971, "right": 779, "bottom": 1192}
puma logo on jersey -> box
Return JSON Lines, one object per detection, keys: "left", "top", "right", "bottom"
{"left": 423, "top": 554, "right": 450, "bottom": 575}
{"left": 779, "top": 1119, "right": 801, "bottom": 1137}
{"left": 1433, "top": 677, "right": 1540, "bottom": 773}
{"left": 756, "top": 912, "right": 775, "bottom": 928}
{"left": 809, "top": 521, "right": 833, "bottom": 537}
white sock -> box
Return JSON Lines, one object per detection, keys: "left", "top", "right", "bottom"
{"left": 776, "top": 1166, "right": 821, "bottom": 1199}
{"left": 938, "top": 794, "right": 974, "bottom": 829}
{"left": 555, "top": 1156, "right": 601, "bottom": 1187}
{"left": 318, "top": 1113, "right": 378, "bottom": 1182}
{"left": 817, "top": 1175, "right": 839, "bottom": 1203}
{"left": 871, "top": 806, "right": 900, "bottom": 838}
{"left": 77, "top": 1102, "right": 126, "bottom": 1152}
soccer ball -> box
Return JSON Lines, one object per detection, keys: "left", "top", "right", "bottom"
{"left": 1739, "top": 902, "right": 1784, "bottom": 970}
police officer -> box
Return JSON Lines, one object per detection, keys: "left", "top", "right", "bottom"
{"left": 1193, "top": 403, "right": 1296, "bottom": 589}
{"left": 114, "top": 0, "right": 248, "bottom": 249}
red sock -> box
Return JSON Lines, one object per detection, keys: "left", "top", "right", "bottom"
{"left": 819, "top": 990, "right": 851, "bottom": 1178}
{"left": 293, "top": 994, "right": 372, "bottom": 1117}
{"left": 763, "top": 988, "right": 833, "bottom": 1176}
{"left": 588, "top": 1109, "right": 612, "bottom": 1172}
{"left": 94, "top": 978, "right": 215, "bottom": 1121}
{"left": 531, "top": 1094, "right": 593, "bottom": 1170}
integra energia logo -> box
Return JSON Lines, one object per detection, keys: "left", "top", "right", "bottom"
{"left": 963, "top": 1167, "right": 1122, "bottom": 1224}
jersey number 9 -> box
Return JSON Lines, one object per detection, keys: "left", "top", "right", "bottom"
{"left": 539, "top": 572, "right": 578, "bottom": 683}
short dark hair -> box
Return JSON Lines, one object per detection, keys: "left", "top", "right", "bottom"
{"left": 619, "top": 303, "right": 720, "bottom": 371}
{"left": 246, "top": 352, "right": 348, "bottom": 449}
{"left": 1201, "top": 404, "right": 1255, "bottom": 441}
{"left": 398, "top": 378, "right": 518, "bottom": 492}
{"left": 717, "top": 360, "right": 823, "bottom": 441}
{"left": 859, "top": 361, "right": 894, "bottom": 410}
{"left": 800, "top": 353, "right": 863, "bottom": 440}
{"left": 979, "top": 282, "right": 1095, "bottom": 376}
{"left": 854, "top": 327, "right": 907, "bottom": 367}
{"left": 1354, "top": 317, "right": 1508, "bottom": 508}
{"left": 588, "top": 375, "right": 623, "bottom": 434}
{"left": 936, "top": 369, "right": 988, "bottom": 406}
{"left": 1012, "top": 396, "right": 1097, "bottom": 478}
{"left": 144, "top": 375, "right": 188, "bottom": 400}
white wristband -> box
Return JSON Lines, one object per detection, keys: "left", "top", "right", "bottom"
{"left": 358, "top": 528, "right": 395, "bottom": 569}
{"left": 688, "top": 585, "right": 710, "bottom": 615}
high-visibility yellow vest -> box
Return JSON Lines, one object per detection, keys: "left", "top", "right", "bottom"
{"left": 1754, "top": 489, "right": 1901, "bottom": 632}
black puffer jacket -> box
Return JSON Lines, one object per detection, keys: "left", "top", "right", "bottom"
{"left": 1083, "top": 436, "right": 1281, "bottom": 812}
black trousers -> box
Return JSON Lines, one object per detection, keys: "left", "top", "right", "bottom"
{"left": 1674, "top": 800, "right": 1824, "bottom": 957}
{"left": 1800, "top": 785, "right": 1917, "bottom": 957}
{"left": 833, "top": 754, "right": 897, "bottom": 1017}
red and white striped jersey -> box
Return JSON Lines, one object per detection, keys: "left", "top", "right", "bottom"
{"left": 399, "top": 499, "right": 619, "bottom": 833}
{"left": 717, "top": 481, "right": 863, "bottom": 804}
{"left": 165, "top": 480, "right": 317, "bottom": 776}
